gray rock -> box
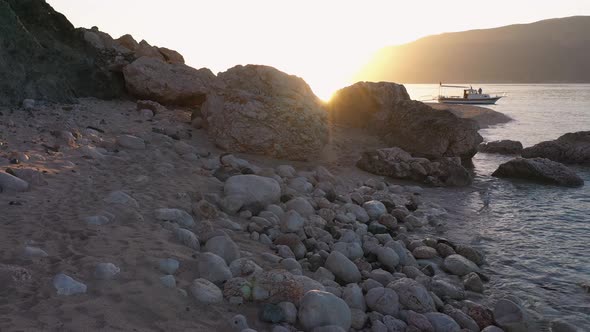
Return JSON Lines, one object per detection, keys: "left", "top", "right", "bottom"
{"left": 405, "top": 310, "right": 434, "bottom": 332}
{"left": 351, "top": 308, "right": 368, "bottom": 329}
{"left": 424, "top": 312, "right": 461, "bottom": 332}
{"left": 365, "top": 287, "right": 400, "bottom": 316}
{"left": 311, "top": 326, "right": 346, "bottom": 332}
{"left": 481, "top": 327, "right": 504, "bottom": 332}
{"left": 0, "top": 171, "right": 29, "bottom": 192}
{"left": 205, "top": 235, "right": 240, "bottom": 264}
{"left": 521, "top": 131, "right": 590, "bottom": 164}
{"left": 298, "top": 290, "right": 352, "bottom": 331}
{"left": 116, "top": 134, "right": 146, "bottom": 150}
{"left": 383, "top": 315, "right": 408, "bottom": 332}
{"left": 197, "top": 252, "right": 232, "bottom": 284}
{"left": 363, "top": 200, "right": 387, "bottom": 220}
{"left": 285, "top": 197, "right": 315, "bottom": 217}
{"left": 492, "top": 157, "right": 584, "bottom": 187}
{"left": 413, "top": 246, "right": 438, "bottom": 259}
{"left": 342, "top": 283, "right": 366, "bottom": 311}
{"left": 154, "top": 208, "right": 195, "bottom": 228}
{"left": 478, "top": 140, "right": 523, "bottom": 155}
{"left": 94, "top": 262, "right": 120, "bottom": 280}
{"left": 229, "top": 258, "right": 263, "bottom": 278}
{"left": 333, "top": 241, "right": 364, "bottom": 260}
{"left": 443, "top": 255, "right": 480, "bottom": 276}
{"left": 431, "top": 279, "right": 465, "bottom": 300}
{"left": 493, "top": 299, "right": 531, "bottom": 332}
{"left": 53, "top": 273, "right": 87, "bottom": 295}
{"left": 174, "top": 228, "right": 200, "bottom": 250}
{"left": 280, "top": 210, "right": 305, "bottom": 233}
{"left": 294, "top": 275, "right": 326, "bottom": 293}
{"left": 159, "top": 258, "right": 180, "bottom": 274}
{"left": 377, "top": 246, "right": 400, "bottom": 271}
{"left": 278, "top": 301, "right": 297, "bottom": 324}
{"left": 443, "top": 305, "right": 480, "bottom": 331}
{"left": 325, "top": 251, "right": 362, "bottom": 283}
{"left": 455, "top": 245, "right": 485, "bottom": 266}
{"left": 388, "top": 278, "right": 435, "bottom": 313}
{"left": 224, "top": 175, "right": 281, "bottom": 208}
{"left": 190, "top": 278, "right": 223, "bottom": 304}
{"left": 160, "top": 275, "right": 176, "bottom": 288}
{"left": 463, "top": 272, "right": 484, "bottom": 293}
{"left": 436, "top": 243, "right": 456, "bottom": 258}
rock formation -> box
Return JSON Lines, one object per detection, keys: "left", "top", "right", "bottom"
{"left": 478, "top": 140, "right": 523, "bottom": 155}
{"left": 328, "top": 82, "right": 483, "bottom": 162}
{"left": 492, "top": 157, "right": 584, "bottom": 187}
{"left": 202, "top": 65, "right": 329, "bottom": 160}
{"left": 357, "top": 147, "right": 473, "bottom": 186}
{"left": 522, "top": 131, "right": 590, "bottom": 164}
{"left": 0, "top": 0, "right": 126, "bottom": 105}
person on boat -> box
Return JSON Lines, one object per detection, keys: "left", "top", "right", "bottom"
{"left": 463, "top": 90, "right": 467, "bottom": 98}
{"left": 478, "top": 87, "right": 482, "bottom": 94}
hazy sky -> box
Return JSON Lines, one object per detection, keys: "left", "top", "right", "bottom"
{"left": 48, "top": 0, "right": 589, "bottom": 99}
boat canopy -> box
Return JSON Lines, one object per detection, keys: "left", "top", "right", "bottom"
{"left": 439, "top": 83, "right": 471, "bottom": 89}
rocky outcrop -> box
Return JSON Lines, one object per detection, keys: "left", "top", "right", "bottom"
{"left": 492, "top": 157, "right": 584, "bottom": 187}
{"left": 522, "top": 132, "right": 590, "bottom": 164}
{"left": 328, "top": 82, "right": 483, "bottom": 162}
{"left": 0, "top": 0, "right": 126, "bottom": 105}
{"left": 479, "top": 140, "right": 523, "bottom": 155}
{"left": 357, "top": 147, "right": 473, "bottom": 186}
{"left": 122, "top": 57, "right": 218, "bottom": 106}
{"left": 202, "top": 65, "right": 329, "bottom": 160}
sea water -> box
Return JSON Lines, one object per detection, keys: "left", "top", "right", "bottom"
{"left": 405, "top": 84, "right": 590, "bottom": 328}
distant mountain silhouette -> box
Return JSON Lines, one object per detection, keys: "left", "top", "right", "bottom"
{"left": 356, "top": 16, "right": 590, "bottom": 83}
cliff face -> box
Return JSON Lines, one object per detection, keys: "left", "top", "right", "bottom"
{"left": 0, "top": 0, "right": 126, "bottom": 105}
{"left": 356, "top": 16, "right": 590, "bottom": 84}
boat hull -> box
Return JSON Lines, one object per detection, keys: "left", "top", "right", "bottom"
{"left": 437, "top": 96, "right": 502, "bottom": 105}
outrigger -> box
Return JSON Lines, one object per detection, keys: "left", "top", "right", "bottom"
{"left": 437, "top": 83, "right": 504, "bottom": 105}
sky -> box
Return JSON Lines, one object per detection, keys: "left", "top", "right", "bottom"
{"left": 48, "top": 0, "right": 590, "bottom": 100}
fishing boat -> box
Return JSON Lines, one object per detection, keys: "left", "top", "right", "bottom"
{"left": 437, "top": 83, "right": 504, "bottom": 105}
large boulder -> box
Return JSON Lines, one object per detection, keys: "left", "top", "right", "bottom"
{"left": 122, "top": 56, "right": 218, "bottom": 106}
{"left": 357, "top": 147, "right": 472, "bottom": 186}
{"left": 202, "top": 65, "right": 329, "bottom": 160}
{"left": 479, "top": 140, "right": 523, "bottom": 155}
{"left": 492, "top": 158, "right": 584, "bottom": 187}
{"left": 522, "top": 132, "right": 590, "bottom": 164}
{"left": 328, "top": 82, "right": 482, "bottom": 162}
{"left": 0, "top": 0, "right": 126, "bottom": 105}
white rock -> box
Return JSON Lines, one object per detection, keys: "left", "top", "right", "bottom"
{"left": 189, "top": 278, "right": 223, "bottom": 304}
{"left": 0, "top": 171, "right": 29, "bottom": 192}
{"left": 94, "top": 263, "right": 120, "bottom": 280}
{"left": 298, "top": 290, "right": 352, "bottom": 331}
{"left": 116, "top": 134, "right": 146, "bottom": 150}
{"left": 224, "top": 175, "right": 281, "bottom": 207}
{"left": 154, "top": 208, "right": 195, "bottom": 228}
{"left": 53, "top": 273, "right": 87, "bottom": 295}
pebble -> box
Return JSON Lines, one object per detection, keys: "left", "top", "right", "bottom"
{"left": 285, "top": 197, "right": 315, "bottom": 217}
{"left": 103, "top": 191, "right": 139, "bottom": 208}
{"left": 84, "top": 215, "right": 111, "bottom": 226}
{"left": 160, "top": 275, "right": 176, "bottom": 288}
{"left": 53, "top": 273, "right": 87, "bottom": 295}
{"left": 363, "top": 200, "right": 387, "bottom": 220}
{"left": 279, "top": 210, "right": 305, "bottom": 233}
{"left": 24, "top": 246, "right": 49, "bottom": 258}
{"left": 159, "top": 258, "right": 180, "bottom": 274}
{"left": 94, "top": 262, "right": 120, "bottom": 280}
{"left": 413, "top": 246, "right": 438, "bottom": 259}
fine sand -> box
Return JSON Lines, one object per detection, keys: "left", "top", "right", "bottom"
{"left": 0, "top": 98, "right": 395, "bottom": 332}
{"left": 427, "top": 103, "right": 512, "bottom": 128}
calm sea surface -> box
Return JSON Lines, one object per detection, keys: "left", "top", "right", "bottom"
{"left": 405, "top": 84, "right": 590, "bottom": 328}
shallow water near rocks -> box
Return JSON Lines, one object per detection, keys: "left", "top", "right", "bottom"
{"left": 406, "top": 84, "right": 590, "bottom": 328}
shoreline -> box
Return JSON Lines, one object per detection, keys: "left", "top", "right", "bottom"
{"left": 0, "top": 98, "right": 542, "bottom": 331}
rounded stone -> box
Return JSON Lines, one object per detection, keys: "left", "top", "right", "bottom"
{"left": 325, "top": 251, "right": 362, "bottom": 284}
{"left": 298, "top": 290, "right": 352, "bottom": 331}
{"left": 365, "top": 287, "right": 400, "bottom": 316}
